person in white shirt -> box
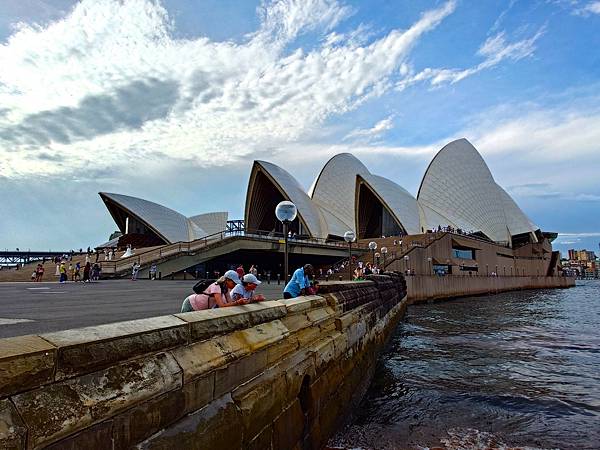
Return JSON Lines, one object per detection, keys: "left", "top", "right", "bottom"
{"left": 231, "top": 274, "right": 265, "bottom": 303}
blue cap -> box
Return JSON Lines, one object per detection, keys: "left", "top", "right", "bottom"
{"left": 223, "top": 269, "right": 242, "bottom": 285}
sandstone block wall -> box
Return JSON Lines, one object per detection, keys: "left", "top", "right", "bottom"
{"left": 0, "top": 274, "right": 408, "bottom": 449}
{"left": 406, "top": 275, "right": 575, "bottom": 303}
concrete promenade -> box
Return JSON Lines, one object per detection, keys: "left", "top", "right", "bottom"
{"left": 0, "top": 275, "right": 574, "bottom": 338}
{"left": 0, "top": 280, "right": 286, "bottom": 338}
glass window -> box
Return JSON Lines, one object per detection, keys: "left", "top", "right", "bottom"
{"left": 452, "top": 248, "right": 475, "bottom": 259}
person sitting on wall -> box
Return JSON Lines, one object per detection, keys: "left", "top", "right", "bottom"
{"left": 283, "top": 264, "right": 314, "bottom": 299}
{"left": 306, "top": 280, "right": 320, "bottom": 295}
{"left": 231, "top": 274, "right": 266, "bottom": 303}
{"left": 180, "top": 270, "right": 246, "bottom": 312}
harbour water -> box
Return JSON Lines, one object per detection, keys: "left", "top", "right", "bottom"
{"left": 331, "top": 280, "right": 600, "bottom": 450}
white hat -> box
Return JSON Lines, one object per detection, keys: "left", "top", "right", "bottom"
{"left": 243, "top": 273, "right": 261, "bottom": 285}
{"left": 223, "top": 270, "right": 242, "bottom": 285}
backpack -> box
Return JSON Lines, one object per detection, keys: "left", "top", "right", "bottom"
{"left": 192, "top": 279, "right": 217, "bottom": 295}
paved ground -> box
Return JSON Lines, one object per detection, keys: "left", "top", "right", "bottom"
{"left": 0, "top": 280, "right": 288, "bottom": 338}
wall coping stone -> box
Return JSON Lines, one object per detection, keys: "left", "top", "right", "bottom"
{"left": 0, "top": 335, "right": 57, "bottom": 397}
{"left": 175, "top": 301, "right": 287, "bottom": 342}
{"left": 317, "top": 280, "right": 374, "bottom": 294}
{"left": 40, "top": 315, "right": 190, "bottom": 380}
{"left": 41, "top": 315, "right": 187, "bottom": 346}
{"left": 278, "top": 295, "right": 327, "bottom": 314}
{"left": 0, "top": 334, "right": 56, "bottom": 359}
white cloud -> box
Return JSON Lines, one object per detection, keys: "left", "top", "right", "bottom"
{"left": 344, "top": 115, "right": 395, "bottom": 142}
{"left": 490, "top": 0, "right": 518, "bottom": 33}
{"left": 396, "top": 28, "right": 544, "bottom": 90}
{"left": 574, "top": 1, "right": 600, "bottom": 15}
{"left": 555, "top": 232, "right": 600, "bottom": 245}
{"left": 506, "top": 183, "right": 600, "bottom": 201}
{"left": 465, "top": 104, "right": 600, "bottom": 163}
{"left": 0, "top": 0, "right": 457, "bottom": 179}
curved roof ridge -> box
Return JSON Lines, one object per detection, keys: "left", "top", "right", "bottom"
{"left": 416, "top": 139, "right": 537, "bottom": 242}
{"left": 248, "top": 160, "right": 326, "bottom": 237}
{"left": 308, "top": 152, "right": 369, "bottom": 198}
{"left": 417, "top": 137, "right": 480, "bottom": 199}
{"left": 359, "top": 173, "right": 421, "bottom": 235}
{"left": 309, "top": 153, "right": 371, "bottom": 235}
{"left": 99, "top": 192, "right": 193, "bottom": 244}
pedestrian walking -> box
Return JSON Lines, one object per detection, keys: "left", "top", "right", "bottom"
{"left": 82, "top": 262, "right": 91, "bottom": 283}
{"left": 131, "top": 262, "right": 141, "bottom": 281}
{"left": 149, "top": 263, "right": 157, "bottom": 280}
{"left": 35, "top": 264, "right": 45, "bottom": 282}
{"left": 59, "top": 262, "right": 67, "bottom": 283}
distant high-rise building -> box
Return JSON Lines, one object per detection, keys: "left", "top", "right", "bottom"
{"left": 577, "top": 250, "right": 596, "bottom": 261}
{"left": 568, "top": 249, "right": 577, "bottom": 260}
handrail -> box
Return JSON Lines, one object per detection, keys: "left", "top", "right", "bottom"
{"left": 101, "top": 228, "right": 367, "bottom": 274}
{"left": 381, "top": 231, "right": 448, "bottom": 269}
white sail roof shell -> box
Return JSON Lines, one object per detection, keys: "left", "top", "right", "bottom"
{"left": 417, "top": 138, "right": 538, "bottom": 242}
{"left": 309, "top": 153, "right": 368, "bottom": 234}
{"left": 100, "top": 192, "right": 208, "bottom": 243}
{"left": 256, "top": 161, "right": 327, "bottom": 238}
{"left": 361, "top": 174, "right": 421, "bottom": 235}
{"left": 188, "top": 212, "right": 229, "bottom": 236}
{"left": 497, "top": 187, "right": 538, "bottom": 238}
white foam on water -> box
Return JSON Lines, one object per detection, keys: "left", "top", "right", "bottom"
{"left": 0, "top": 318, "right": 34, "bottom": 325}
{"left": 438, "top": 428, "right": 558, "bottom": 450}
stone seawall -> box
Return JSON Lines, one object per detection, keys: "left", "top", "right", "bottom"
{"left": 0, "top": 274, "right": 407, "bottom": 449}
{"left": 406, "top": 275, "right": 575, "bottom": 303}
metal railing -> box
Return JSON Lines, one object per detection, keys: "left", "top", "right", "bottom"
{"left": 101, "top": 228, "right": 365, "bottom": 274}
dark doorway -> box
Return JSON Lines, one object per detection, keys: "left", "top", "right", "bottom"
{"left": 246, "top": 169, "right": 301, "bottom": 235}
{"left": 357, "top": 181, "right": 404, "bottom": 239}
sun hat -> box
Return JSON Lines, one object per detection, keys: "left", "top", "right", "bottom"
{"left": 243, "top": 273, "right": 261, "bottom": 285}
{"left": 223, "top": 269, "right": 242, "bottom": 285}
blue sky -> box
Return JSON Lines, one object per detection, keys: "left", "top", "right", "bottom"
{"left": 0, "top": 0, "right": 599, "bottom": 255}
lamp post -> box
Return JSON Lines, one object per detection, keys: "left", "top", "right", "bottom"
{"left": 275, "top": 201, "right": 297, "bottom": 285}
{"left": 381, "top": 247, "right": 388, "bottom": 271}
{"left": 344, "top": 231, "right": 356, "bottom": 280}
{"left": 427, "top": 256, "right": 432, "bottom": 275}
{"left": 375, "top": 252, "right": 380, "bottom": 271}
{"left": 368, "top": 241, "right": 377, "bottom": 265}
{"left": 404, "top": 255, "right": 410, "bottom": 274}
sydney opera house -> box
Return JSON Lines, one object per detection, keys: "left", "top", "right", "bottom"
{"left": 100, "top": 138, "right": 547, "bottom": 250}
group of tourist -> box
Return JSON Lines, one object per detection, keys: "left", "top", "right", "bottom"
{"left": 354, "top": 261, "right": 382, "bottom": 279}
{"left": 56, "top": 260, "right": 100, "bottom": 283}
{"left": 180, "top": 269, "right": 264, "bottom": 312}
{"left": 436, "top": 224, "right": 475, "bottom": 236}
{"left": 31, "top": 264, "right": 45, "bottom": 282}
{"left": 180, "top": 263, "right": 319, "bottom": 312}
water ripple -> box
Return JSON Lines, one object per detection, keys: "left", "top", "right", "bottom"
{"left": 330, "top": 280, "right": 600, "bottom": 450}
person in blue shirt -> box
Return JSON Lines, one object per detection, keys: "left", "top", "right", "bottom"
{"left": 283, "top": 264, "right": 315, "bottom": 299}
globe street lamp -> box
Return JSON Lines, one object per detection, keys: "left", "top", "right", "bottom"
{"left": 344, "top": 231, "right": 356, "bottom": 280}
{"left": 275, "top": 201, "right": 297, "bottom": 284}
{"left": 375, "top": 252, "right": 380, "bottom": 271}
{"left": 427, "top": 256, "right": 432, "bottom": 275}
{"left": 368, "top": 241, "right": 377, "bottom": 265}
{"left": 381, "top": 247, "right": 388, "bottom": 271}
{"left": 404, "top": 255, "right": 410, "bottom": 274}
